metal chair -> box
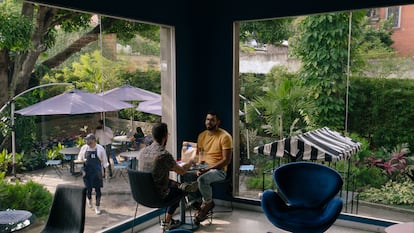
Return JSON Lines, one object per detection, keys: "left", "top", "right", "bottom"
{"left": 40, "top": 184, "right": 86, "bottom": 233}
{"left": 113, "top": 157, "right": 130, "bottom": 181}
{"left": 261, "top": 162, "right": 343, "bottom": 233}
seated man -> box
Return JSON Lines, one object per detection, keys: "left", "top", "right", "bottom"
{"left": 137, "top": 122, "right": 198, "bottom": 231}
{"left": 185, "top": 111, "right": 233, "bottom": 224}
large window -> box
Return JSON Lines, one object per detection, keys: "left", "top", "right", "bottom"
{"left": 386, "top": 6, "right": 401, "bottom": 28}
{"left": 236, "top": 5, "right": 414, "bottom": 223}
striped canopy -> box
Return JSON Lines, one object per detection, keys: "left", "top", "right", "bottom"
{"left": 253, "top": 127, "right": 361, "bottom": 162}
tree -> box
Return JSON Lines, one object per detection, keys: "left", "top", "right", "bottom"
{"left": 253, "top": 66, "right": 316, "bottom": 138}
{"left": 289, "top": 11, "right": 365, "bottom": 130}
{"left": 240, "top": 18, "right": 293, "bottom": 46}
{"left": 0, "top": 0, "right": 159, "bottom": 107}
{"left": 0, "top": 1, "right": 32, "bottom": 105}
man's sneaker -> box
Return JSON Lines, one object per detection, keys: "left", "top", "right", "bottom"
{"left": 160, "top": 218, "right": 180, "bottom": 230}
{"left": 188, "top": 200, "right": 202, "bottom": 211}
{"left": 95, "top": 206, "right": 101, "bottom": 215}
{"left": 87, "top": 199, "right": 92, "bottom": 208}
{"left": 179, "top": 181, "right": 199, "bottom": 193}
{"left": 195, "top": 201, "right": 215, "bottom": 224}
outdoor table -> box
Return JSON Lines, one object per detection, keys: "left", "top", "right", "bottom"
{"left": 59, "top": 147, "right": 81, "bottom": 175}
{"left": 119, "top": 151, "right": 140, "bottom": 169}
{"left": 0, "top": 209, "right": 34, "bottom": 232}
{"left": 176, "top": 162, "right": 208, "bottom": 231}
{"left": 113, "top": 135, "right": 131, "bottom": 152}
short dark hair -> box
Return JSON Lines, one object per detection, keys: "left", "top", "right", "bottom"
{"left": 207, "top": 110, "right": 220, "bottom": 120}
{"left": 152, "top": 122, "right": 168, "bottom": 143}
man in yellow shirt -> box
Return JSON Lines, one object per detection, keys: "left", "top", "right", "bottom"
{"left": 193, "top": 111, "right": 233, "bottom": 224}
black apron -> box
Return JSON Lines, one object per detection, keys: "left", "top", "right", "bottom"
{"left": 83, "top": 149, "right": 103, "bottom": 189}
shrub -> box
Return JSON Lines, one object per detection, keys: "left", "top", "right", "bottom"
{"left": 359, "top": 179, "right": 414, "bottom": 205}
{"left": 0, "top": 179, "right": 53, "bottom": 219}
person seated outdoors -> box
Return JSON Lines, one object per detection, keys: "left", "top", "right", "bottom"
{"left": 137, "top": 122, "right": 199, "bottom": 231}
{"left": 183, "top": 111, "right": 233, "bottom": 225}
{"left": 133, "top": 126, "right": 145, "bottom": 149}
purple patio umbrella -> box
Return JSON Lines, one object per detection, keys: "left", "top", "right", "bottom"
{"left": 15, "top": 89, "right": 133, "bottom": 115}
{"left": 99, "top": 84, "right": 160, "bottom": 102}
{"left": 137, "top": 97, "right": 162, "bottom": 116}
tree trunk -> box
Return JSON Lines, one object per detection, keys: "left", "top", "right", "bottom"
{"left": 0, "top": 50, "right": 10, "bottom": 107}
{"left": 41, "top": 27, "right": 100, "bottom": 69}
{"left": 12, "top": 4, "right": 58, "bottom": 96}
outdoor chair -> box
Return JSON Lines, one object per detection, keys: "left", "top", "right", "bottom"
{"left": 261, "top": 162, "right": 343, "bottom": 233}
{"left": 113, "top": 155, "right": 130, "bottom": 181}
{"left": 40, "top": 184, "right": 86, "bottom": 233}
{"left": 42, "top": 159, "right": 64, "bottom": 178}
{"left": 128, "top": 169, "right": 187, "bottom": 233}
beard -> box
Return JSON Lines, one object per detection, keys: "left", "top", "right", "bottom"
{"left": 207, "top": 124, "right": 217, "bottom": 131}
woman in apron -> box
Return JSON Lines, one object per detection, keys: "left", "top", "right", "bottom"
{"left": 78, "top": 133, "right": 109, "bottom": 215}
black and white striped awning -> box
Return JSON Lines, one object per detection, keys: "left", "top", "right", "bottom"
{"left": 253, "top": 127, "right": 361, "bottom": 162}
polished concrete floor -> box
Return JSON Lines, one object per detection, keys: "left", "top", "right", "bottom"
{"left": 16, "top": 165, "right": 412, "bottom": 233}
{"left": 138, "top": 207, "right": 374, "bottom": 233}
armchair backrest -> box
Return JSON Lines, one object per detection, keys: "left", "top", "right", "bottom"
{"left": 274, "top": 162, "right": 343, "bottom": 208}
{"left": 127, "top": 169, "right": 165, "bottom": 208}
{"left": 41, "top": 184, "right": 86, "bottom": 233}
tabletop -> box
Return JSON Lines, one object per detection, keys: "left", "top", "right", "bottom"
{"left": 113, "top": 135, "right": 130, "bottom": 142}
{"left": 59, "top": 147, "right": 81, "bottom": 154}
{"left": 0, "top": 210, "right": 34, "bottom": 232}
{"left": 119, "top": 151, "right": 140, "bottom": 158}
{"left": 385, "top": 222, "right": 414, "bottom": 233}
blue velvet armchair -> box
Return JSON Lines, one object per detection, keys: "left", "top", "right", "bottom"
{"left": 261, "top": 162, "right": 343, "bottom": 233}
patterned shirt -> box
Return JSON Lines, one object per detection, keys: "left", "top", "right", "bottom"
{"left": 137, "top": 142, "right": 176, "bottom": 198}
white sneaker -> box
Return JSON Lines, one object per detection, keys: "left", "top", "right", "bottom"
{"left": 160, "top": 218, "right": 180, "bottom": 231}
{"left": 95, "top": 206, "right": 101, "bottom": 215}
{"left": 87, "top": 199, "right": 92, "bottom": 208}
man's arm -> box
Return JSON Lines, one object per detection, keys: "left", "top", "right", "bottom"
{"left": 199, "top": 148, "right": 232, "bottom": 174}
{"left": 172, "top": 160, "right": 195, "bottom": 176}
{"left": 77, "top": 146, "right": 86, "bottom": 160}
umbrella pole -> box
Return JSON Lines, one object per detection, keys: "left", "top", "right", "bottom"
{"left": 11, "top": 100, "right": 17, "bottom": 179}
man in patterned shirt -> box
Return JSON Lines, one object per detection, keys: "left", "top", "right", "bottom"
{"left": 137, "top": 122, "right": 198, "bottom": 231}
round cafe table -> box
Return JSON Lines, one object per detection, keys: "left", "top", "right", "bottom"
{"left": 59, "top": 147, "right": 81, "bottom": 175}
{"left": 0, "top": 210, "right": 34, "bottom": 232}
{"left": 113, "top": 135, "right": 130, "bottom": 142}
{"left": 119, "top": 151, "right": 140, "bottom": 169}
{"left": 113, "top": 135, "right": 131, "bottom": 152}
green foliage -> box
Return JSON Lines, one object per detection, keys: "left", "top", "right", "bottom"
{"left": 348, "top": 77, "right": 414, "bottom": 152}
{"left": 240, "top": 18, "right": 294, "bottom": 45}
{"left": 41, "top": 50, "right": 126, "bottom": 93}
{"left": 0, "top": 149, "right": 25, "bottom": 175}
{"left": 0, "top": 0, "right": 33, "bottom": 51}
{"left": 22, "top": 151, "right": 46, "bottom": 171}
{"left": 290, "top": 11, "right": 365, "bottom": 129}
{"left": 253, "top": 66, "right": 316, "bottom": 137}
{"left": 46, "top": 143, "right": 64, "bottom": 160}
{"left": 359, "top": 179, "right": 414, "bottom": 205}
{"left": 0, "top": 179, "right": 53, "bottom": 219}
{"left": 121, "top": 35, "right": 160, "bottom": 56}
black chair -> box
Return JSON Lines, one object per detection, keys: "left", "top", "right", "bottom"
{"left": 207, "top": 157, "right": 234, "bottom": 224}
{"left": 211, "top": 158, "right": 233, "bottom": 210}
{"left": 127, "top": 169, "right": 187, "bottom": 233}
{"left": 40, "top": 184, "right": 86, "bottom": 233}
{"left": 261, "top": 162, "right": 343, "bottom": 233}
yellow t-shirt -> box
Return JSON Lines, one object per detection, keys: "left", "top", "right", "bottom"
{"left": 197, "top": 128, "right": 232, "bottom": 171}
